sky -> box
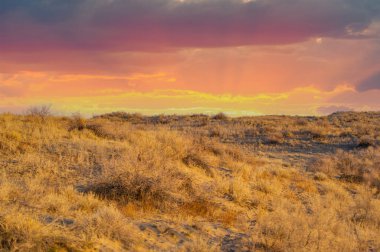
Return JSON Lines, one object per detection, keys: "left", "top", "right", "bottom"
{"left": 1, "top": 0, "right": 380, "bottom": 116}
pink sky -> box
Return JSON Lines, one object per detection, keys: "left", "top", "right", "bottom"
{"left": 1, "top": 0, "right": 380, "bottom": 115}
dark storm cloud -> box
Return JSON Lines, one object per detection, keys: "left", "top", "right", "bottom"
{"left": 357, "top": 72, "right": 380, "bottom": 91}
{"left": 0, "top": 0, "right": 380, "bottom": 51}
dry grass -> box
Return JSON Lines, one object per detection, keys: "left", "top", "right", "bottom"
{"left": 0, "top": 112, "right": 379, "bottom": 251}
{"left": 309, "top": 147, "right": 380, "bottom": 189}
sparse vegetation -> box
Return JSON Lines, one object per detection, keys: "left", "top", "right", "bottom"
{"left": 0, "top": 111, "right": 379, "bottom": 251}
{"left": 25, "top": 104, "right": 52, "bottom": 119}
{"left": 212, "top": 112, "right": 229, "bottom": 121}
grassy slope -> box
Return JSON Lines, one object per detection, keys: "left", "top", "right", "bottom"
{"left": 0, "top": 112, "right": 379, "bottom": 251}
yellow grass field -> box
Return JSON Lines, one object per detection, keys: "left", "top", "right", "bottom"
{"left": 1, "top": 111, "right": 380, "bottom": 251}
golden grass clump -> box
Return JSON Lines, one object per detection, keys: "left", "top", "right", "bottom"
{"left": 309, "top": 147, "right": 380, "bottom": 187}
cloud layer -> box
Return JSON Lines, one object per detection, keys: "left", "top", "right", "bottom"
{"left": 1, "top": 0, "right": 380, "bottom": 115}
{"left": 1, "top": 0, "right": 380, "bottom": 51}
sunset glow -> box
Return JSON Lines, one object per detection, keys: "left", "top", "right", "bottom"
{"left": 1, "top": 0, "right": 380, "bottom": 115}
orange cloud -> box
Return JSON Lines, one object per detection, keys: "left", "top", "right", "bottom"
{"left": 0, "top": 71, "right": 177, "bottom": 97}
